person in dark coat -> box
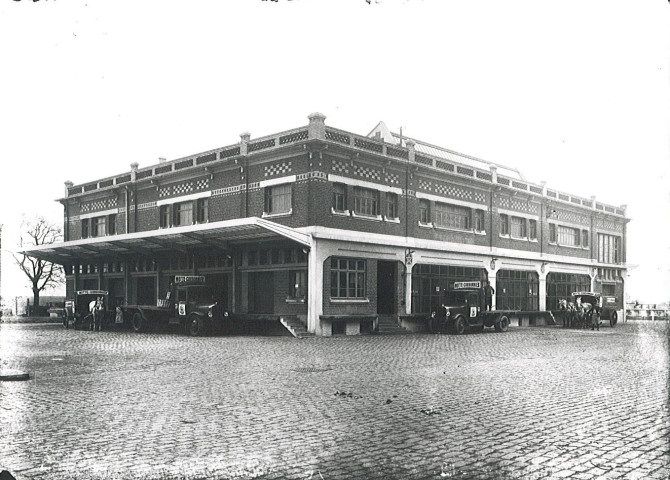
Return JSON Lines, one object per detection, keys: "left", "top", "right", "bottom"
{"left": 483, "top": 281, "right": 495, "bottom": 311}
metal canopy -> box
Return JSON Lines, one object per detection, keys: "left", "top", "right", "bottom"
{"left": 18, "top": 217, "right": 312, "bottom": 264}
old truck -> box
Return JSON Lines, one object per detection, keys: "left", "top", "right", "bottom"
{"left": 428, "top": 281, "right": 513, "bottom": 334}
{"left": 118, "top": 275, "right": 226, "bottom": 336}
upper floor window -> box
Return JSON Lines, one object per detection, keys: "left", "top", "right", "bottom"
{"left": 435, "top": 202, "right": 470, "bottom": 230}
{"left": 500, "top": 214, "right": 510, "bottom": 236}
{"left": 82, "top": 214, "right": 117, "bottom": 238}
{"left": 529, "top": 219, "right": 537, "bottom": 240}
{"left": 549, "top": 223, "right": 557, "bottom": 243}
{"left": 265, "top": 184, "right": 292, "bottom": 215}
{"left": 332, "top": 183, "right": 346, "bottom": 212}
{"left": 385, "top": 192, "right": 398, "bottom": 219}
{"left": 81, "top": 218, "right": 89, "bottom": 239}
{"left": 581, "top": 229, "right": 589, "bottom": 248}
{"left": 108, "top": 214, "right": 117, "bottom": 235}
{"left": 196, "top": 198, "right": 209, "bottom": 223}
{"left": 173, "top": 201, "right": 193, "bottom": 227}
{"left": 419, "top": 199, "right": 430, "bottom": 224}
{"left": 353, "top": 187, "right": 378, "bottom": 216}
{"left": 598, "top": 233, "right": 621, "bottom": 264}
{"left": 510, "top": 216, "right": 526, "bottom": 238}
{"left": 558, "top": 226, "right": 579, "bottom": 247}
{"left": 160, "top": 205, "right": 170, "bottom": 228}
{"left": 474, "top": 210, "right": 485, "bottom": 232}
{"left": 92, "top": 216, "right": 107, "bottom": 237}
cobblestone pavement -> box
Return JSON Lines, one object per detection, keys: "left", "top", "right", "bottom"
{"left": 0, "top": 320, "right": 668, "bottom": 480}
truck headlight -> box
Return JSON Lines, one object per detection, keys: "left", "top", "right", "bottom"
{"left": 208, "top": 309, "right": 213, "bottom": 318}
{"left": 431, "top": 312, "right": 436, "bottom": 318}
{"left": 445, "top": 310, "right": 451, "bottom": 318}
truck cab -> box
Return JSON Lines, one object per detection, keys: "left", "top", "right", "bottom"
{"left": 428, "top": 281, "right": 510, "bottom": 334}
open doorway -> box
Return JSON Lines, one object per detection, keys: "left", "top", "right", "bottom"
{"left": 377, "top": 261, "right": 396, "bottom": 315}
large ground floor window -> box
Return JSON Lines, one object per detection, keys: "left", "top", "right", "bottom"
{"left": 546, "top": 273, "right": 591, "bottom": 311}
{"left": 330, "top": 258, "right": 366, "bottom": 299}
{"left": 496, "top": 270, "right": 539, "bottom": 311}
{"left": 411, "top": 264, "right": 486, "bottom": 314}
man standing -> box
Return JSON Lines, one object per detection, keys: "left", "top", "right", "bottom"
{"left": 483, "top": 281, "right": 495, "bottom": 311}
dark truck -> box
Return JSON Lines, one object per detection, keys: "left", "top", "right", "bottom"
{"left": 428, "top": 281, "right": 512, "bottom": 334}
{"left": 119, "top": 275, "right": 226, "bottom": 336}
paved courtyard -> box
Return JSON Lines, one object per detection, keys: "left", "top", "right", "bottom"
{"left": 0, "top": 320, "right": 668, "bottom": 480}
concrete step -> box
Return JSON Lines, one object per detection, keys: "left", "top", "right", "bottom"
{"left": 279, "top": 316, "right": 314, "bottom": 339}
{"left": 376, "top": 315, "right": 410, "bottom": 335}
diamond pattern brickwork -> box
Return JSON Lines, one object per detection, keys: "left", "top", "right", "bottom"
{"left": 264, "top": 161, "right": 292, "bottom": 177}
{"left": 332, "top": 160, "right": 350, "bottom": 175}
{"left": 498, "top": 197, "right": 539, "bottom": 214}
{"left": 353, "top": 164, "right": 381, "bottom": 181}
{"left": 596, "top": 218, "right": 623, "bottom": 232}
{"left": 81, "top": 197, "right": 117, "bottom": 213}
{"left": 159, "top": 177, "right": 210, "bottom": 199}
{"left": 560, "top": 211, "right": 589, "bottom": 225}
{"left": 384, "top": 172, "right": 400, "bottom": 185}
{"left": 418, "top": 180, "right": 486, "bottom": 204}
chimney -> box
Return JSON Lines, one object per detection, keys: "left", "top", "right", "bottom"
{"left": 307, "top": 112, "right": 326, "bottom": 140}
{"left": 159, "top": 157, "right": 167, "bottom": 164}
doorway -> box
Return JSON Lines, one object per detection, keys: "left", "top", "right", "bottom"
{"left": 377, "top": 261, "right": 396, "bottom": 315}
{"left": 136, "top": 277, "right": 156, "bottom": 305}
{"left": 205, "top": 273, "right": 229, "bottom": 310}
{"left": 248, "top": 271, "right": 274, "bottom": 314}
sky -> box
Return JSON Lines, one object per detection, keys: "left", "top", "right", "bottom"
{"left": 0, "top": 0, "right": 668, "bottom": 305}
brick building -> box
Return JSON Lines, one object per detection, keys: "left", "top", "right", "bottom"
{"left": 23, "top": 113, "right": 628, "bottom": 335}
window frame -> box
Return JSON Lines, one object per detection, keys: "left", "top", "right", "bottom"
{"left": 159, "top": 205, "right": 171, "bottom": 228}
{"left": 434, "top": 202, "right": 470, "bottom": 230}
{"left": 91, "top": 216, "right": 107, "bottom": 238}
{"left": 332, "top": 183, "right": 346, "bottom": 212}
{"left": 196, "top": 198, "right": 209, "bottom": 224}
{"left": 500, "top": 214, "right": 510, "bottom": 236}
{"left": 419, "top": 199, "right": 430, "bottom": 224}
{"left": 385, "top": 192, "right": 398, "bottom": 220}
{"left": 549, "top": 223, "right": 557, "bottom": 243}
{"left": 265, "top": 183, "right": 292, "bottom": 215}
{"left": 529, "top": 219, "right": 537, "bottom": 240}
{"left": 108, "top": 214, "right": 117, "bottom": 235}
{"left": 353, "top": 187, "right": 379, "bottom": 217}
{"left": 557, "top": 225, "right": 580, "bottom": 247}
{"left": 510, "top": 216, "right": 527, "bottom": 239}
{"left": 173, "top": 201, "right": 194, "bottom": 227}
{"left": 474, "top": 209, "right": 486, "bottom": 233}
{"left": 288, "top": 270, "right": 308, "bottom": 301}
{"left": 330, "top": 258, "right": 366, "bottom": 299}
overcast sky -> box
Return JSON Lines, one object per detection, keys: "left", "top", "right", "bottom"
{"left": 0, "top": 0, "right": 668, "bottom": 305}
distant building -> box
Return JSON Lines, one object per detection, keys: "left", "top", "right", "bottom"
{"left": 21, "top": 113, "right": 629, "bottom": 335}
{"left": 15, "top": 295, "right": 65, "bottom": 316}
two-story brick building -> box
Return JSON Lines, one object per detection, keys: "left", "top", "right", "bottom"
{"left": 23, "top": 113, "right": 628, "bottom": 335}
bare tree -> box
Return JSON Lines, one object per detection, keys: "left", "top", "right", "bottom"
{"left": 13, "top": 216, "right": 65, "bottom": 314}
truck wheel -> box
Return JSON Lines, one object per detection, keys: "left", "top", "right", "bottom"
{"left": 495, "top": 315, "right": 509, "bottom": 332}
{"left": 187, "top": 314, "right": 207, "bottom": 337}
{"left": 132, "top": 312, "right": 146, "bottom": 333}
{"left": 453, "top": 316, "right": 467, "bottom": 335}
{"left": 610, "top": 311, "right": 618, "bottom": 327}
